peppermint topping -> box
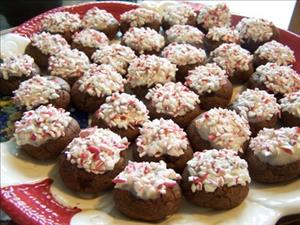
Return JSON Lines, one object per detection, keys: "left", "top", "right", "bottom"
{"left": 252, "top": 63, "right": 300, "bottom": 95}
{"left": 13, "top": 75, "right": 65, "bottom": 110}
{"left": 211, "top": 43, "right": 253, "bottom": 75}
{"left": 195, "top": 108, "right": 251, "bottom": 152}
{"left": 31, "top": 32, "right": 70, "bottom": 55}
{"left": 280, "top": 91, "right": 300, "bottom": 117}
{"left": 78, "top": 64, "right": 125, "bottom": 97}
{"left": 163, "top": 4, "right": 196, "bottom": 26}
{"left": 65, "top": 127, "right": 129, "bottom": 174}
{"left": 185, "top": 63, "right": 228, "bottom": 95}
{"left": 197, "top": 3, "right": 231, "bottom": 30}
{"left": 14, "top": 105, "right": 72, "bottom": 147}
{"left": 0, "top": 55, "right": 38, "bottom": 79}
{"left": 255, "top": 40, "right": 296, "bottom": 65}
{"left": 97, "top": 93, "right": 149, "bottom": 130}
{"left": 146, "top": 82, "right": 200, "bottom": 117}
{"left": 82, "top": 7, "right": 118, "bottom": 30}
{"left": 113, "top": 161, "right": 181, "bottom": 200}
{"left": 136, "top": 118, "right": 189, "bottom": 158}
{"left": 206, "top": 26, "right": 240, "bottom": 43}
{"left": 166, "top": 25, "right": 204, "bottom": 46}
{"left": 187, "top": 149, "right": 250, "bottom": 192}
{"left": 162, "top": 43, "right": 207, "bottom": 66}
{"left": 236, "top": 18, "right": 274, "bottom": 43}
{"left": 250, "top": 127, "right": 300, "bottom": 166}
{"left": 41, "top": 12, "right": 81, "bottom": 33}
{"left": 232, "top": 89, "right": 280, "bottom": 122}
{"left": 121, "top": 7, "right": 162, "bottom": 27}
{"left": 72, "top": 29, "right": 109, "bottom": 48}
{"left": 48, "top": 48, "right": 90, "bottom": 78}
{"left": 127, "top": 55, "right": 176, "bottom": 88}
{"left": 123, "top": 27, "right": 165, "bottom": 54}
{"left": 92, "top": 44, "right": 136, "bottom": 75}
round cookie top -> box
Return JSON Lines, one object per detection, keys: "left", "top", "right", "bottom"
{"left": 113, "top": 161, "right": 181, "bottom": 200}
{"left": 280, "top": 91, "right": 300, "bottom": 117}
{"left": 146, "top": 82, "right": 200, "bottom": 117}
{"left": 65, "top": 127, "right": 129, "bottom": 174}
{"left": 0, "top": 54, "right": 39, "bottom": 80}
{"left": 14, "top": 104, "right": 72, "bottom": 147}
{"left": 120, "top": 7, "right": 162, "bottom": 27}
{"left": 92, "top": 44, "right": 136, "bottom": 75}
{"left": 254, "top": 40, "right": 296, "bottom": 66}
{"left": 236, "top": 17, "right": 274, "bottom": 43}
{"left": 197, "top": 3, "right": 231, "bottom": 30}
{"left": 82, "top": 7, "right": 119, "bottom": 30}
{"left": 206, "top": 26, "right": 240, "bottom": 43}
{"left": 31, "top": 32, "right": 70, "bottom": 55}
{"left": 77, "top": 64, "right": 125, "bottom": 98}
{"left": 232, "top": 88, "right": 280, "bottom": 122}
{"left": 195, "top": 108, "right": 251, "bottom": 152}
{"left": 252, "top": 63, "right": 300, "bottom": 95}
{"left": 123, "top": 27, "right": 165, "bottom": 54}
{"left": 161, "top": 43, "right": 207, "bottom": 66}
{"left": 127, "top": 54, "right": 176, "bottom": 88}
{"left": 162, "top": 4, "right": 196, "bottom": 26}
{"left": 249, "top": 127, "right": 300, "bottom": 166}
{"left": 136, "top": 118, "right": 189, "bottom": 158}
{"left": 48, "top": 48, "right": 90, "bottom": 78}
{"left": 96, "top": 93, "right": 149, "bottom": 130}
{"left": 210, "top": 43, "right": 253, "bottom": 75}
{"left": 185, "top": 63, "right": 228, "bottom": 95}
{"left": 41, "top": 11, "right": 81, "bottom": 33}
{"left": 13, "top": 75, "right": 68, "bottom": 110}
{"left": 187, "top": 149, "right": 250, "bottom": 192}
{"left": 166, "top": 25, "right": 204, "bottom": 47}
{"left": 72, "top": 28, "right": 109, "bottom": 48}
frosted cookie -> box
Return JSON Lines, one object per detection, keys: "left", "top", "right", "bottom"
{"left": 280, "top": 91, "right": 300, "bottom": 127}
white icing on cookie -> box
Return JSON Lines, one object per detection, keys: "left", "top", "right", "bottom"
{"left": 163, "top": 4, "right": 196, "bottom": 26}
{"left": 206, "top": 26, "right": 240, "bottom": 43}
{"left": 280, "top": 91, "right": 300, "bottom": 117}
{"left": 121, "top": 7, "right": 162, "bottom": 27}
{"left": 72, "top": 29, "right": 109, "bottom": 48}
{"left": 113, "top": 161, "right": 181, "bottom": 200}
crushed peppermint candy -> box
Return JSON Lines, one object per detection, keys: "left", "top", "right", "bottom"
{"left": 252, "top": 63, "right": 300, "bottom": 95}
{"left": 195, "top": 108, "right": 251, "bottom": 152}
{"left": 72, "top": 28, "right": 109, "bottom": 48}
{"left": 113, "top": 161, "right": 181, "bottom": 200}
{"left": 82, "top": 7, "right": 119, "bottom": 30}
{"left": 13, "top": 75, "right": 65, "bottom": 110}
{"left": 254, "top": 40, "right": 296, "bottom": 65}
{"left": 120, "top": 7, "right": 162, "bottom": 27}
{"left": 166, "top": 25, "right": 204, "bottom": 46}
{"left": 77, "top": 64, "right": 125, "bottom": 97}
{"left": 232, "top": 88, "right": 280, "bottom": 122}
{"left": 48, "top": 48, "right": 90, "bottom": 78}
{"left": 65, "top": 127, "right": 129, "bottom": 174}
{"left": 127, "top": 54, "right": 176, "bottom": 88}
{"left": 96, "top": 93, "right": 149, "bottom": 130}
{"left": 210, "top": 43, "right": 253, "bottom": 75}
{"left": 161, "top": 43, "right": 207, "bottom": 66}
{"left": 185, "top": 63, "right": 228, "bottom": 95}
{"left": 280, "top": 91, "right": 300, "bottom": 117}
{"left": 31, "top": 32, "right": 70, "bottom": 55}
{"left": 236, "top": 17, "right": 274, "bottom": 43}
{"left": 41, "top": 11, "right": 81, "bottom": 33}
{"left": 91, "top": 44, "right": 136, "bottom": 75}
{"left": 14, "top": 105, "right": 72, "bottom": 147}
{"left": 0, "top": 54, "right": 38, "bottom": 80}
{"left": 163, "top": 4, "right": 196, "bottom": 26}
{"left": 123, "top": 27, "right": 165, "bottom": 54}
{"left": 206, "top": 26, "right": 240, "bottom": 43}
{"left": 146, "top": 82, "right": 200, "bottom": 117}
{"left": 136, "top": 118, "right": 189, "bottom": 158}
{"left": 187, "top": 149, "right": 250, "bottom": 192}
{"left": 250, "top": 127, "right": 300, "bottom": 166}
{"left": 197, "top": 3, "right": 231, "bottom": 30}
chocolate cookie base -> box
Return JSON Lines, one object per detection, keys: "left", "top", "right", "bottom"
{"left": 25, "top": 44, "right": 49, "bottom": 70}
{"left": 249, "top": 114, "right": 278, "bottom": 137}
{"left": 71, "top": 42, "right": 97, "bottom": 59}
{"left": 177, "top": 62, "right": 205, "bottom": 83}
{"left": 228, "top": 62, "right": 254, "bottom": 84}
{"left": 281, "top": 111, "right": 300, "bottom": 127}
{"left": 203, "top": 37, "right": 240, "bottom": 54}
